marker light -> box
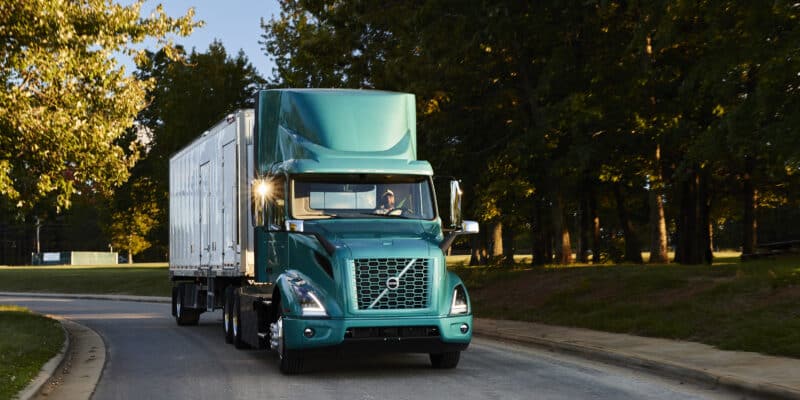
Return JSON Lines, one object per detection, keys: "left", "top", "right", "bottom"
{"left": 253, "top": 179, "right": 271, "bottom": 200}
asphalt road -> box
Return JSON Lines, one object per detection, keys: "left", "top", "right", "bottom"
{"left": 2, "top": 296, "right": 740, "bottom": 400}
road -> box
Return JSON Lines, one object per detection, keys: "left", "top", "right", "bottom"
{"left": 1, "top": 296, "right": 739, "bottom": 400}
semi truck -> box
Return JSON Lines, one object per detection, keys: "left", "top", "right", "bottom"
{"left": 169, "top": 89, "right": 478, "bottom": 374}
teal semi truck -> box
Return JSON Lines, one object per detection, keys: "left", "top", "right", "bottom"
{"left": 169, "top": 89, "right": 478, "bottom": 373}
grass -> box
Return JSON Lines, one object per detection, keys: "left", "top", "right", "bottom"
{"left": 450, "top": 252, "right": 800, "bottom": 358}
{"left": 0, "top": 306, "right": 64, "bottom": 400}
{"left": 0, "top": 264, "right": 171, "bottom": 297}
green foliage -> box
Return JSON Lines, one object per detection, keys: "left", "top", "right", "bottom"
{"left": 116, "top": 42, "right": 262, "bottom": 259}
{"left": 108, "top": 178, "right": 159, "bottom": 262}
{"left": 0, "top": 0, "right": 200, "bottom": 213}
{"left": 261, "top": 1, "right": 800, "bottom": 264}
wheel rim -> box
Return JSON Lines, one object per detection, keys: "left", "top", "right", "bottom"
{"left": 224, "top": 309, "right": 230, "bottom": 334}
{"left": 270, "top": 316, "right": 284, "bottom": 358}
{"left": 233, "top": 314, "right": 238, "bottom": 337}
{"left": 176, "top": 298, "right": 181, "bottom": 318}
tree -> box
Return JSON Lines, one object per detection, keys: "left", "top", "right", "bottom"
{"left": 118, "top": 42, "right": 263, "bottom": 259}
{"left": 108, "top": 178, "right": 158, "bottom": 263}
{"left": 260, "top": 0, "right": 800, "bottom": 267}
{"left": 0, "top": 0, "right": 199, "bottom": 213}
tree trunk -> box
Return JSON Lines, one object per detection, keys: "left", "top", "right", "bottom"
{"left": 648, "top": 145, "right": 669, "bottom": 263}
{"left": 648, "top": 188, "right": 669, "bottom": 263}
{"left": 613, "top": 184, "right": 643, "bottom": 263}
{"left": 742, "top": 156, "right": 758, "bottom": 256}
{"left": 591, "top": 190, "right": 601, "bottom": 264}
{"left": 469, "top": 234, "right": 482, "bottom": 266}
{"left": 531, "top": 200, "right": 548, "bottom": 266}
{"left": 502, "top": 223, "right": 515, "bottom": 266}
{"left": 490, "top": 222, "right": 503, "bottom": 262}
{"left": 560, "top": 222, "right": 572, "bottom": 264}
{"left": 675, "top": 169, "right": 713, "bottom": 264}
{"left": 552, "top": 195, "right": 572, "bottom": 265}
{"left": 127, "top": 236, "right": 133, "bottom": 264}
{"left": 578, "top": 181, "right": 592, "bottom": 263}
{"left": 674, "top": 178, "right": 692, "bottom": 264}
{"left": 697, "top": 171, "right": 713, "bottom": 264}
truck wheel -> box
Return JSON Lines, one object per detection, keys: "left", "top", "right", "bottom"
{"left": 223, "top": 286, "right": 234, "bottom": 343}
{"left": 232, "top": 293, "right": 249, "bottom": 349}
{"left": 171, "top": 286, "right": 178, "bottom": 317}
{"left": 175, "top": 284, "right": 200, "bottom": 326}
{"left": 271, "top": 308, "right": 304, "bottom": 374}
{"left": 430, "top": 351, "right": 460, "bottom": 369}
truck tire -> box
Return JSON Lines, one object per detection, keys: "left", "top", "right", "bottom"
{"left": 430, "top": 351, "right": 460, "bottom": 369}
{"left": 271, "top": 306, "right": 304, "bottom": 374}
{"left": 223, "top": 286, "right": 234, "bottom": 343}
{"left": 232, "top": 293, "right": 249, "bottom": 349}
{"left": 175, "top": 284, "right": 200, "bottom": 326}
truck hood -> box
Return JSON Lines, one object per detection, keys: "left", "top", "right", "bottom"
{"left": 304, "top": 220, "right": 441, "bottom": 259}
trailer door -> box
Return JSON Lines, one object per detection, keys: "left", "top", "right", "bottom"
{"left": 222, "top": 141, "right": 237, "bottom": 267}
{"left": 199, "top": 162, "right": 211, "bottom": 266}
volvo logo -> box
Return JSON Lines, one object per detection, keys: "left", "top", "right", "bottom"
{"left": 386, "top": 277, "right": 400, "bottom": 290}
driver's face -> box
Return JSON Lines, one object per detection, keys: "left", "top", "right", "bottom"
{"left": 386, "top": 194, "right": 395, "bottom": 207}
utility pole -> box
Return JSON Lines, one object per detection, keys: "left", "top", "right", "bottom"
{"left": 35, "top": 216, "right": 42, "bottom": 254}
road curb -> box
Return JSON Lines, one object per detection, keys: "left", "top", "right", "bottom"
{"left": 14, "top": 317, "right": 70, "bottom": 400}
{"left": 473, "top": 325, "right": 800, "bottom": 400}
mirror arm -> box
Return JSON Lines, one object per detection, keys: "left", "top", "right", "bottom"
{"left": 439, "top": 231, "right": 461, "bottom": 252}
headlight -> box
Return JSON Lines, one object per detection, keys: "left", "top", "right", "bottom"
{"left": 450, "top": 285, "right": 469, "bottom": 315}
{"left": 293, "top": 286, "right": 328, "bottom": 317}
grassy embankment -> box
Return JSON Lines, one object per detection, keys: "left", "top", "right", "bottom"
{"left": 0, "top": 306, "right": 64, "bottom": 400}
{"left": 0, "top": 263, "right": 170, "bottom": 296}
{"left": 451, "top": 252, "right": 800, "bottom": 358}
{"left": 1, "top": 254, "right": 799, "bottom": 358}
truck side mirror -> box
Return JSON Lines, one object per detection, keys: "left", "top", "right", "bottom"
{"left": 449, "top": 180, "right": 463, "bottom": 229}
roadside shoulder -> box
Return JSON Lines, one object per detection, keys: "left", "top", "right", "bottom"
{"left": 474, "top": 318, "right": 800, "bottom": 400}
{"left": 27, "top": 318, "right": 106, "bottom": 400}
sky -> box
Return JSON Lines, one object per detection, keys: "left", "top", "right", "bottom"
{"left": 125, "top": 0, "right": 282, "bottom": 78}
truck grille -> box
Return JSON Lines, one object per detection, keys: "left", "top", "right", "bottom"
{"left": 352, "top": 258, "right": 430, "bottom": 310}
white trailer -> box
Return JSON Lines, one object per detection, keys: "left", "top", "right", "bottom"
{"left": 168, "top": 110, "right": 255, "bottom": 323}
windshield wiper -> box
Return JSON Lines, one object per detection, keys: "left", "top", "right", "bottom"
{"left": 313, "top": 213, "right": 340, "bottom": 219}
{"left": 375, "top": 212, "right": 414, "bottom": 219}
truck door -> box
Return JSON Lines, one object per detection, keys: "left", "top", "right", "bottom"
{"left": 266, "top": 176, "right": 288, "bottom": 282}
{"left": 199, "top": 162, "right": 211, "bottom": 267}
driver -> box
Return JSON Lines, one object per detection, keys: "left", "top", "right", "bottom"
{"left": 376, "top": 189, "right": 395, "bottom": 214}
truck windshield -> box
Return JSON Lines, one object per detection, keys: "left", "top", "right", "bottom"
{"left": 292, "top": 175, "right": 436, "bottom": 220}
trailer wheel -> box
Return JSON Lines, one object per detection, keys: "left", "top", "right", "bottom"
{"left": 175, "top": 284, "right": 200, "bottom": 326}
{"left": 223, "top": 286, "right": 234, "bottom": 343}
{"left": 232, "top": 292, "right": 249, "bottom": 349}
{"left": 429, "top": 351, "right": 460, "bottom": 369}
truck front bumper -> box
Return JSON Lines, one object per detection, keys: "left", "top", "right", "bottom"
{"left": 282, "top": 314, "right": 472, "bottom": 354}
